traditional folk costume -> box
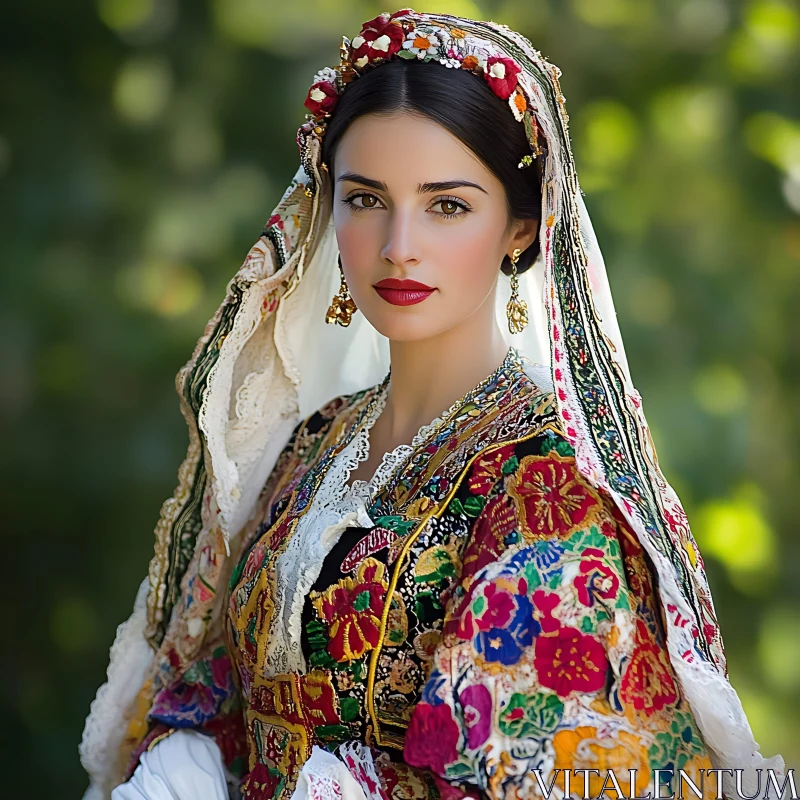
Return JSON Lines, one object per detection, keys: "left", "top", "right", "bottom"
{"left": 80, "top": 9, "right": 785, "bottom": 800}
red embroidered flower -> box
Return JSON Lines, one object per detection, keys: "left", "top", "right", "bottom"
{"left": 304, "top": 80, "right": 339, "bottom": 118}
{"left": 574, "top": 548, "right": 620, "bottom": 606}
{"left": 531, "top": 587, "right": 561, "bottom": 633}
{"left": 534, "top": 626, "right": 609, "bottom": 698}
{"left": 483, "top": 55, "right": 521, "bottom": 100}
{"left": 507, "top": 453, "right": 601, "bottom": 538}
{"left": 459, "top": 495, "right": 516, "bottom": 586}
{"left": 468, "top": 444, "right": 516, "bottom": 496}
{"left": 620, "top": 619, "right": 679, "bottom": 715}
{"left": 350, "top": 14, "right": 405, "bottom": 68}
{"left": 404, "top": 701, "right": 460, "bottom": 774}
{"left": 472, "top": 582, "right": 516, "bottom": 632}
{"left": 310, "top": 557, "right": 388, "bottom": 662}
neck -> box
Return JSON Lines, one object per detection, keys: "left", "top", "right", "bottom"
{"left": 383, "top": 309, "right": 511, "bottom": 444}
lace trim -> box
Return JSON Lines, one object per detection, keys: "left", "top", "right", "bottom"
{"left": 264, "top": 391, "right": 383, "bottom": 676}
{"left": 80, "top": 578, "right": 155, "bottom": 799}
{"left": 339, "top": 742, "right": 389, "bottom": 800}
{"left": 291, "top": 745, "right": 370, "bottom": 800}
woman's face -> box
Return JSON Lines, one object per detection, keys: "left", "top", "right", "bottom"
{"left": 331, "top": 112, "right": 538, "bottom": 343}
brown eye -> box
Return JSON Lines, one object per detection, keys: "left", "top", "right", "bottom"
{"left": 430, "top": 197, "right": 469, "bottom": 218}
{"left": 360, "top": 194, "right": 379, "bottom": 208}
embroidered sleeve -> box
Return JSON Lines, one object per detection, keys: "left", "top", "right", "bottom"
{"left": 140, "top": 634, "right": 248, "bottom": 782}
{"left": 403, "top": 432, "right": 714, "bottom": 800}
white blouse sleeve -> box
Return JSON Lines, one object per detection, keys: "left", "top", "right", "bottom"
{"left": 111, "top": 729, "right": 230, "bottom": 800}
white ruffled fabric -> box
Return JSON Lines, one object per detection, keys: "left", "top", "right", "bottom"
{"left": 112, "top": 735, "right": 370, "bottom": 800}
{"left": 110, "top": 730, "right": 230, "bottom": 800}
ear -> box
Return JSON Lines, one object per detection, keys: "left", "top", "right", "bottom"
{"left": 508, "top": 217, "right": 540, "bottom": 256}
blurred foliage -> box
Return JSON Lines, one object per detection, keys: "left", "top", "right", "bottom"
{"left": 1, "top": 0, "right": 798, "bottom": 794}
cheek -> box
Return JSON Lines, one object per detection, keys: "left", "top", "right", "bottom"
{"left": 437, "top": 216, "right": 507, "bottom": 294}
{"left": 332, "top": 207, "right": 378, "bottom": 278}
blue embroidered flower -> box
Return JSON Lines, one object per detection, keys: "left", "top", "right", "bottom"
{"left": 474, "top": 593, "right": 537, "bottom": 665}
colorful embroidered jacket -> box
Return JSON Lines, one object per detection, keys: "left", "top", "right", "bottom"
{"left": 138, "top": 354, "right": 716, "bottom": 799}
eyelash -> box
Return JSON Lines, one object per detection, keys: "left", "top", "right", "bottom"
{"left": 341, "top": 192, "right": 472, "bottom": 220}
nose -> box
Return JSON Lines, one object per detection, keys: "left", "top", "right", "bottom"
{"left": 380, "top": 206, "right": 420, "bottom": 269}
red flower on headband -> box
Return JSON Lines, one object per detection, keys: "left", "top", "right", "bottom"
{"left": 483, "top": 55, "right": 521, "bottom": 100}
{"left": 304, "top": 80, "right": 338, "bottom": 117}
{"left": 360, "top": 8, "right": 413, "bottom": 32}
{"left": 351, "top": 17, "right": 405, "bottom": 68}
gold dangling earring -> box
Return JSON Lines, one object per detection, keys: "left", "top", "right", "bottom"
{"left": 506, "top": 248, "right": 529, "bottom": 334}
{"left": 326, "top": 255, "right": 358, "bottom": 327}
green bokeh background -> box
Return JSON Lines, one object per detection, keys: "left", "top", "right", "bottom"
{"left": 2, "top": 0, "right": 798, "bottom": 795}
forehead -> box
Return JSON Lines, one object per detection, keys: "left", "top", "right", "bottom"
{"left": 334, "top": 112, "right": 498, "bottom": 189}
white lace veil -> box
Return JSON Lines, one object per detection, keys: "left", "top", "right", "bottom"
{"left": 80, "top": 10, "right": 785, "bottom": 800}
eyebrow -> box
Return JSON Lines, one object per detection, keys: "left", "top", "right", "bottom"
{"left": 337, "top": 172, "right": 488, "bottom": 195}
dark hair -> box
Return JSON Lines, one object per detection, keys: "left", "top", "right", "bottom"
{"left": 321, "top": 58, "right": 543, "bottom": 275}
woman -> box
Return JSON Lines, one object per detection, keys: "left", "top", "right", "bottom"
{"left": 80, "top": 9, "right": 786, "bottom": 800}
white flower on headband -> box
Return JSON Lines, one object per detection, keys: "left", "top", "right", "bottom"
{"left": 488, "top": 61, "right": 508, "bottom": 79}
{"left": 438, "top": 57, "right": 461, "bottom": 69}
{"left": 402, "top": 30, "right": 441, "bottom": 60}
{"left": 312, "top": 66, "right": 338, "bottom": 86}
{"left": 352, "top": 33, "right": 394, "bottom": 53}
{"left": 350, "top": 34, "right": 392, "bottom": 69}
{"left": 371, "top": 34, "right": 394, "bottom": 53}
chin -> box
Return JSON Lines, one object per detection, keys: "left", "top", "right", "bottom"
{"left": 361, "top": 308, "right": 451, "bottom": 343}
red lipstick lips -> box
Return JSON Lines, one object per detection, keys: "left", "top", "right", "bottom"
{"left": 373, "top": 277, "right": 436, "bottom": 306}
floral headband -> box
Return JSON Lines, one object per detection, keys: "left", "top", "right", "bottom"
{"left": 299, "top": 8, "right": 544, "bottom": 176}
